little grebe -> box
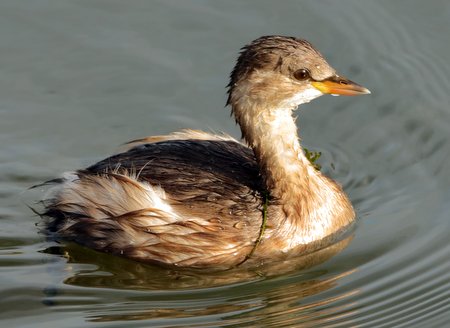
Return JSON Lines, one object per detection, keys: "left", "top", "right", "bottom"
{"left": 43, "top": 36, "right": 370, "bottom": 269}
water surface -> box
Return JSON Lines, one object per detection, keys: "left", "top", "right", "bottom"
{"left": 1, "top": 1, "right": 449, "bottom": 327}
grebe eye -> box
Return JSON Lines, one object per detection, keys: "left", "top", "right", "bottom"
{"left": 293, "top": 68, "right": 310, "bottom": 81}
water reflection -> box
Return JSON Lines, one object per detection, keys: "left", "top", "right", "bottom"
{"left": 40, "top": 240, "right": 360, "bottom": 325}
{"left": 85, "top": 270, "right": 359, "bottom": 325}
{"left": 41, "top": 234, "right": 353, "bottom": 291}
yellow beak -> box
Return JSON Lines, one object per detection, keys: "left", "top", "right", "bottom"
{"left": 312, "top": 75, "right": 370, "bottom": 96}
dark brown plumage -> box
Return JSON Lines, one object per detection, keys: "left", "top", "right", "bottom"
{"left": 42, "top": 36, "right": 370, "bottom": 269}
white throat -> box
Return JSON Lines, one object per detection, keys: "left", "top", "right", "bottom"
{"left": 279, "top": 86, "right": 323, "bottom": 110}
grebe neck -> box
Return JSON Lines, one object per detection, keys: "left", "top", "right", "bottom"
{"left": 234, "top": 101, "right": 312, "bottom": 202}
{"left": 232, "top": 99, "right": 355, "bottom": 246}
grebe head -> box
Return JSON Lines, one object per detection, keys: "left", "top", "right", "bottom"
{"left": 227, "top": 35, "right": 370, "bottom": 111}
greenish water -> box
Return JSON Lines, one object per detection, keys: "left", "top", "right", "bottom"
{"left": 1, "top": 1, "right": 449, "bottom": 327}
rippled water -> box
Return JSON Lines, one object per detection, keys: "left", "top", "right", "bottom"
{"left": 1, "top": 1, "right": 449, "bottom": 327}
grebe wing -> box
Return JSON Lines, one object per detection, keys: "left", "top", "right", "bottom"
{"left": 45, "top": 132, "right": 265, "bottom": 267}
